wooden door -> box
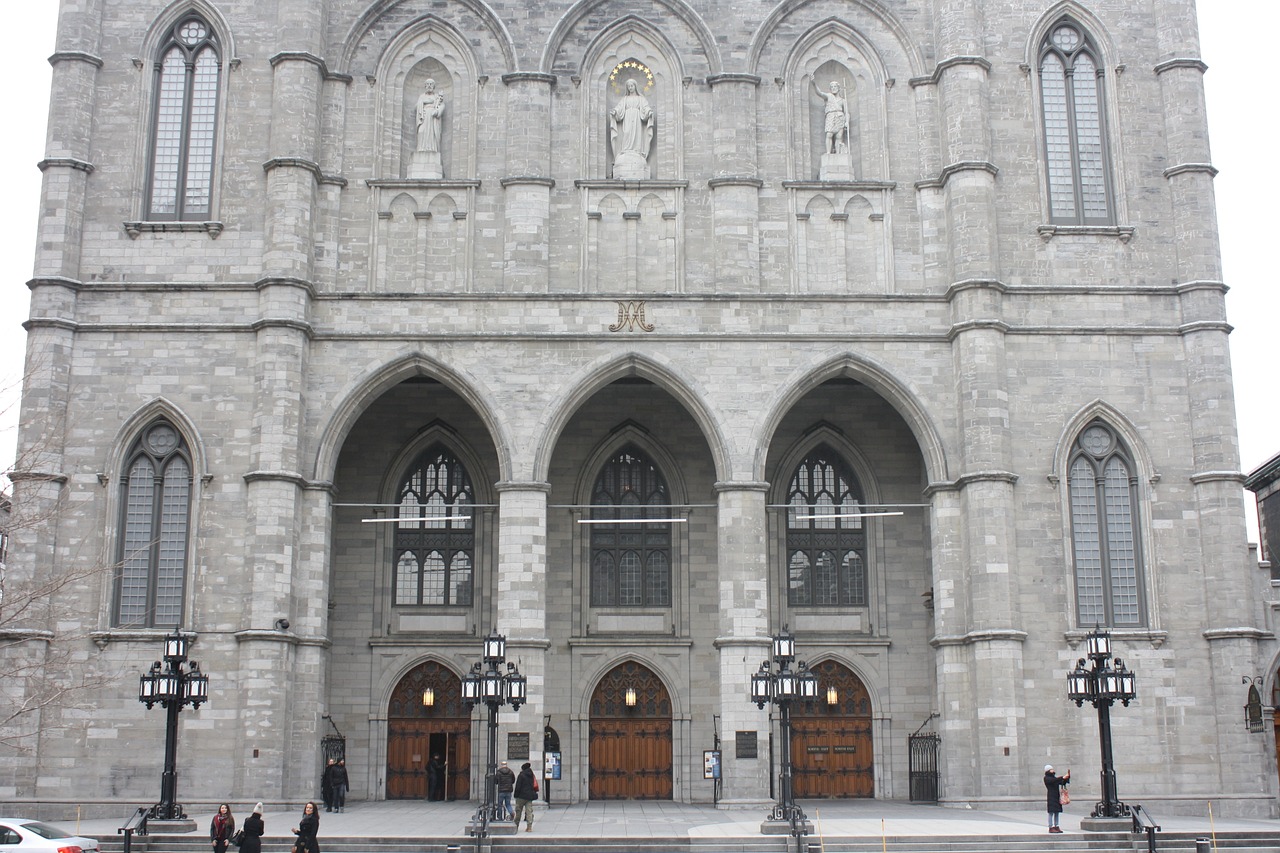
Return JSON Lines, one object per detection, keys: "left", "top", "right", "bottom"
{"left": 790, "top": 659, "right": 874, "bottom": 798}
{"left": 386, "top": 661, "right": 470, "bottom": 801}
{"left": 588, "top": 661, "right": 673, "bottom": 800}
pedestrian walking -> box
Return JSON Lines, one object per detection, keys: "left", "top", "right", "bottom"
{"left": 331, "top": 759, "right": 349, "bottom": 812}
{"left": 292, "top": 802, "right": 321, "bottom": 853}
{"left": 495, "top": 760, "right": 515, "bottom": 820}
{"left": 513, "top": 762, "right": 538, "bottom": 832}
{"left": 321, "top": 758, "right": 337, "bottom": 812}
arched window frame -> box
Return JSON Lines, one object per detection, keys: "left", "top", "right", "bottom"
{"left": 588, "top": 444, "right": 673, "bottom": 609}
{"left": 782, "top": 444, "right": 868, "bottom": 608}
{"left": 1067, "top": 421, "right": 1146, "bottom": 628}
{"left": 392, "top": 444, "right": 476, "bottom": 607}
{"left": 1037, "top": 18, "right": 1116, "bottom": 226}
{"left": 113, "top": 419, "right": 193, "bottom": 628}
{"left": 145, "top": 14, "right": 223, "bottom": 221}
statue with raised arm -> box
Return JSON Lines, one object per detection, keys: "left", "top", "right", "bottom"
{"left": 813, "top": 79, "right": 849, "bottom": 154}
{"left": 610, "top": 78, "right": 655, "bottom": 179}
{"left": 416, "top": 78, "right": 446, "bottom": 154}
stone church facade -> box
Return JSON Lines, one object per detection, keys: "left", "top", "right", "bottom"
{"left": 5, "top": 0, "right": 1276, "bottom": 818}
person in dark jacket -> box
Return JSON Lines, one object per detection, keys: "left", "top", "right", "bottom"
{"left": 426, "top": 754, "right": 447, "bottom": 801}
{"left": 1044, "top": 764, "right": 1071, "bottom": 833}
{"left": 494, "top": 760, "right": 516, "bottom": 820}
{"left": 240, "top": 803, "right": 265, "bottom": 853}
{"left": 210, "top": 804, "right": 236, "bottom": 853}
{"left": 513, "top": 762, "right": 537, "bottom": 832}
{"left": 321, "top": 758, "right": 337, "bottom": 812}
{"left": 292, "top": 801, "right": 321, "bottom": 853}
{"left": 331, "top": 759, "right": 350, "bottom": 812}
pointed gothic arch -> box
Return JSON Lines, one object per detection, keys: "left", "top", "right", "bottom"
{"left": 790, "top": 658, "right": 874, "bottom": 797}
{"left": 386, "top": 660, "right": 471, "bottom": 800}
{"left": 588, "top": 660, "right": 673, "bottom": 799}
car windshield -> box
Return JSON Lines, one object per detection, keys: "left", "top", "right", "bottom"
{"left": 19, "top": 822, "right": 75, "bottom": 840}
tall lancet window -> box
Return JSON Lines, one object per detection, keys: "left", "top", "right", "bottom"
{"left": 1040, "top": 20, "right": 1114, "bottom": 225}
{"left": 147, "top": 16, "right": 221, "bottom": 220}
{"left": 115, "top": 420, "right": 193, "bottom": 627}
{"left": 589, "top": 446, "right": 672, "bottom": 607}
{"left": 785, "top": 446, "right": 867, "bottom": 607}
{"left": 394, "top": 446, "right": 475, "bottom": 606}
{"left": 1068, "top": 422, "right": 1146, "bottom": 627}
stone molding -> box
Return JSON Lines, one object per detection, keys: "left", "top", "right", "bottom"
{"left": 1189, "top": 470, "right": 1246, "bottom": 486}
{"left": 501, "top": 72, "right": 557, "bottom": 86}
{"left": 1163, "top": 162, "right": 1218, "bottom": 179}
{"left": 123, "top": 220, "right": 224, "bottom": 239}
{"left": 706, "top": 73, "right": 761, "bottom": 87}
{"left": 37, "top": 157, "right": 94, "bottom": 174}
{"left": 914, "top": 160, "right": 998, "bottom": 190}
{"left": 1064, "top": 629, "right": 1168, "bottom": 649}
{"left": 930, "top": 629, "right": 1027, "bottom": 647}
{"left": 268, "top": 50, "right": 352, "bottom": 83}
{"left": 1153, "top": 57, "right": 1208, "bottom": 75}
{"left": 262, "top": 157, "right": 347, "bottom": 187}
{"left": 48, "top": 50, "right": 104, "bottom": 68}
{"left": 1036, "top": 224, "right": 1136, "bottom": 243}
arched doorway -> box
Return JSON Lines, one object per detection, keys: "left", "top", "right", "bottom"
{"left": 790, "top": 659, "right": 874, "bottom": 798}
{"left": 386, "top": 661, "right": 470, "bottom": 800}
{"left": 588, "top": 661, "right": 673, "bottom": 799}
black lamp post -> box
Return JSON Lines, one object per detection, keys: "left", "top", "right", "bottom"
{"left": 751, "top": 627, "right": 818, "bottom": 841}
{"left": 137, "top": 627, "right": 210, "bottom": 822}
{"left": 1066, "top": 627, "right": 1137, "bottom": 819}
{"left": 462, "top": 630, "right": 527, "bottom": 838}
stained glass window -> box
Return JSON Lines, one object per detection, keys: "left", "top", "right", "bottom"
{"left": 1040, "top": 21, "right": 1113, "bottom": 224}
{"left": 785, "top": 446, "right": 867, "bottom": 607}
{"left": 1069, "top": 422, "right": 1145, "bottom": 627}
{"left": 393, "top": 446, "right": 475, "bottom": 606}
{"left": 590, "top": 446, "right": 672, "bottom": 607}
{"left": 115, "top": 421, "right": 192, "bottom": 627}
{"left": 147, "top": 17, "right": 220, "bottom": 220}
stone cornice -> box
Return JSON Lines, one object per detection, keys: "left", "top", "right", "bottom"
{"left": 947, "top": 319, "right": 1010, "bottom": 340}
{"left": 909, "top": 55, "right": 992, "bottom": 88}
{"left": 254, "top": 276, "right": 317, "bottom": 298}
{"left": 500, "top": 176, "right": 556, "bottom": 188}
{"left": 915, "top": 160, "right": 998, "bottom": 190}
{"left": 501, "top": 72, "right": 557, "bottom": 86}
{"left": 268, "top": 51, "right": 352, "bottom": 83}
{"left": 123, "top": 220, "right": 224, "bottom": 239}
{"left": 568, "top": 636, "right": 691, "bottom": 648}
{"left": 6, "top": 471, "right": 68, "bottom": 485}
{"left": 945, "top": 278, "right": 1008, "bottom": 299}
{"left": 48, "top": 50, "right": 104, "bottom": 68}
{"left": 262, "top": 157, "right": 347, "bottom": 187}
{"left": 708, "top": 177, "right": 764, "bottom": 189}
{"left": 923, "top": 471, "right": 1018, "bottom": 497}
{"left": 367, "top": 179, "right": 481, "bottom": 190}
{"left": 494, "top": 480, "right": 553, "bottom": 494}
{"left": 706, "top": 73, "right": 761, "bottom": 87}
{"left": 89, "top": 628, "right": 197, "bottom": 650}
{"left": 1163, "top": 163, "right": 1217, "bottom": 179}
{"left": 38, "top": 157, "right": 94, "bottom": 174}
{"left": 233, "top": 629, "right": 330, "bottom": 648}
{"left": 930, "top": 629, "right": 1027, "bottom": 648}
{"left": 1178, "top": 320, "right": 1232, "bottom": 335}
{"left": 712, "top": 481, "right": 770, "bottom": 494}
{"left": 243, "top": 470, "right": 312, "bottom": 489}
{"left": 1189, "top": 470, "right": 1246, "bottom": 486}
{"left": 250, "top": 317, "right": 315, "bottom": 337}
{"left": 1203, "top": 627, "right": 1272, "bottom": 642}
{"left": 1174, "top": 280, "right": 1227, "bottom": 295}
{"left": 782, "top": 180, "right": 896, "bottom": 191}
{"left": 575, "top": 179, "right": 689, "bottom": 190}
{"left": 1065, "top": 629, "right": 1167, "bottom": 649}
{"left": 1154, "top": 57, "right": 1208, "bottom": 75}
{"left": 1037, "top": 224, "right": 1135, "bottom": 243}
{"left": 0, "top": 629, "right": 56, "bottom": 643}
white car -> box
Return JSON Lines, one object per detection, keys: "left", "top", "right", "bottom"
{"left": 0, "top": 819, "right": 101, "bottom": 853}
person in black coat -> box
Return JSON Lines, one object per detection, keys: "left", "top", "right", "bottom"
{"left": 321, "top": 758, "right": 337, "bottom": 812}
{"left": 240, "top": 803, "right": 265, "bottom": 853}
{"left": 1044, "top": 764, "right": 1071, "bottom": 833}
{"left": 512, "top": 762, "right": 538, "bottom": 832}
{"left": 426, "top": 754, "right": 447, "bottom": 801}
{"left": 330, "top": 759, "right": 349, "bottom": 812}
{"left": 292, "top": 801, "right": 321, "bottom": 853}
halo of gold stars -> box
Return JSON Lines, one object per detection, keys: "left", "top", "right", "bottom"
{"left": 609, "top": 60, "right": 655, "bottom": 95}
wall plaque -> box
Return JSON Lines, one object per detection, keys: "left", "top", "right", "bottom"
{"left": 507, "top": 731, "right": 530, "bottom": 760}
{"left": 735, "top": 730, "right": 758, "bottom": 759}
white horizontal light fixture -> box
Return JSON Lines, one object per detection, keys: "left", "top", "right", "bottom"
{"left": 360, "top": 516, "right": 472, "bottom": 523}
{"left": 577, "top": 518, "right": 688, "bottom": 524}
{"left": 792, "top": 511, "right": 903, "bottom": 520}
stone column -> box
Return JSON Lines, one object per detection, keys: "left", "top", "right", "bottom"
{"left": 495, "top": 481, "right": 551, "bottom": 792}
{"left": 713, "top": 481, "right": 772, "bottom": 803}
{"left": 708, "top": 74, "right": 761, "bottom": 293}
{"left": 1156, "top": 0, "right": 1262, "bottom": 797}
{"left": 932, "top": 0, "right": 1026, "bottom": 800}
{"left": 239, "top": 1, "right": 327, "bottom": 801}
{"left": 501, "top": 74, "right": 556, "bottom": 292}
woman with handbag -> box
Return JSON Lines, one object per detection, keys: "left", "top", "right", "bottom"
{"left": 292, "top": 802, "right": 321, "bottom": 853}
{"left": 239, "top": 803, "right": 264, "bottom": 853}
{"left": 210, "top": 804, "right": 236, "bottom": 853}
{"left": 1044, "top": 764, "right": 1071, "bottom": 833}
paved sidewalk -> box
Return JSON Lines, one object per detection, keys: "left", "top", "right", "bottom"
{"left": 47, "top": 799, "right": 1280, "bottom": 841}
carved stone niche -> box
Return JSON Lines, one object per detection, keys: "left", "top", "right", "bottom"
{"left": 367, "top": 181, "right": 480, "bottom": 292}
{"left": 783, "top": 182, "right": 896, "bottom": 294}
{"left": 576, "top": 181, "right": 688, "bottom": 295}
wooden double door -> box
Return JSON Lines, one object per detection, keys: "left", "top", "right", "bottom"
{"left": 790, "top": 660, "right": 875, "bottom": 798}
{"left": 385, "top": 661, "right": 471, "bottom": 801}
{"left": 588, "top": 661, "right": 673, "bottom": 800}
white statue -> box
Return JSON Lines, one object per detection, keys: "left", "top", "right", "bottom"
{"left": 610, "top": 78, "right": 654, "bottom": 179}
{"left": 813, "top": 79, "right": 849, "bottom": 154}
{"left": 416, "top": 79, "right": 445, "bottom": 154}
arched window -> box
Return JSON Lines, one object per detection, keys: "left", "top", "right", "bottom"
{"left": 394, "top": 445, "right": 474, "bottom": 606}
{"left": 1039, "top": 20, "right": 1113, "bottom": 225}
{"left": 1068, "top": 421, "right": 1145, "bottom": 627}
{"left": 589, "top": 446, "right": 671, "bottom": 607}
{"left": 785, "top": 446, "right": 867, "bottom": 607}
{"left": 147, "top": 15, "right": 221, "bottom": 220}
{"left": 115, "top": 420, "right": 192, "bottom": 627}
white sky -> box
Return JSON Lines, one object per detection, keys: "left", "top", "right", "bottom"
{"left": 0, "top": 5, "right": 1274, "bottom": 540}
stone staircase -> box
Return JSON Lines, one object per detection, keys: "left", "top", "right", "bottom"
{"left": 97, "top": 831, "right": 1280, "bottom": 853}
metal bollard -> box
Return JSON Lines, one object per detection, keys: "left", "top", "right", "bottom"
{"left": 1194, "top": 838, "right": 1209, "bottom": 853}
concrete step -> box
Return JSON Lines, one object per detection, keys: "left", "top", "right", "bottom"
{"left": 97, "top": 830, "right": 1280, "bottom": 853}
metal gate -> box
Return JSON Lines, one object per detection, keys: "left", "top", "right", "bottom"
{"left": 908, "top": 732, "right": 940, "bottom": 803}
